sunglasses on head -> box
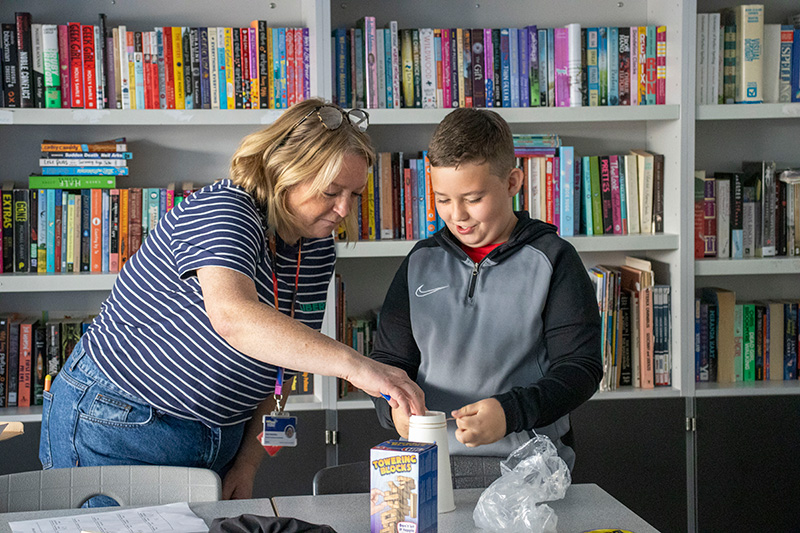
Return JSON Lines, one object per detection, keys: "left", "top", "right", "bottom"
{"left": 279, "top": 105, "right": 369, "bottom": 149}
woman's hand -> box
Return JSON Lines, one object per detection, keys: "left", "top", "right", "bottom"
{"left": 452, "top": 398, "right": 506, "bottom": 447}
{"left": 344, "top": 356, "right": 426, "bottom": 417}
{"left": 221, "top": 460, "right": 258, "bottom": 500}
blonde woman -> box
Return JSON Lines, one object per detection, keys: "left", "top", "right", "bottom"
{"left": 40, "top": 99, "right": 426, "bottom": 505}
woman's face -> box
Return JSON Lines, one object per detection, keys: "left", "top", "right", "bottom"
{"left": 285, "top": 152, "right": 368, "bottom": 239}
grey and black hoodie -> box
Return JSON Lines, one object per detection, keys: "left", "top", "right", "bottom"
{"left": 370, "top": 212, "right": 603, "bottom": 470}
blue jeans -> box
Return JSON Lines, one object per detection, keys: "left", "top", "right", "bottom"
{"left": 40, "top": 339, "right": 246, "bottom": 506}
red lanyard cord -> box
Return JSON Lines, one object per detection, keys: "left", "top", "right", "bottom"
{"left": 268, "top": 235, "right": 302, "bottom": 398}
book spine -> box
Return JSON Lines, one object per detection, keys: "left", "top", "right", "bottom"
{"left": 54, "top": 191, "right": 62, "bottom": 272}
{"left": 785, "top": 303, "right": 798, "bottom": 380}
{"left": 420, "top": 28, "right": 436, "bottom": 109}
{"left": 716, "top": 177, "right": 731, "bottom": 259}
{"left": 7, "top": 322, "right": 19, "bottom": 406}
{"left": 609, "top": 154, "right": 622, "bottom": 234}
{"left": 0, "top": 317, "right": 7, "bottom": 407}
{"left": 109, "top": 189, "right": 119, "bottom": 272}
{"left": 518, "top": 27, "right": 529, "bottom": 108}
{"left": 618, "top": 28, "right": 631, "bottom": 105}
{"left": 598, "top": 27, "right": 607, "bottom": 105}
{"left": 68, "top": 22, "right": 83, "bottom": 108}
{"left": 18, "top": 322, "right": 33, "bottom": 407}
{"left": 471, "top": 29, "right": 486, "bottom": 108}
{"left": 12, "top": 190, "right": 29, "bottom": 272}
{"left": 793, "top": 29, "right": 800, "bottom": 102}
{"left": 412, "top": 29, "right": 422, "bottom": 108}
{"left": 66, "top": 193, "right": 75, "bottom": 272}
{"left": 16, "top": 12, "right": 33, "bottom": 108}
{"left": 508, "top": 28, "right": 518, "bottom": 107}
{"left": 607, "top": 26, "right": 619, "bottom": 106}
{"left": 599, "top": 156, "right": 613, "bottom": 234}
{"left": 500, "top": 29, "right": 510, "bottom": 107}
{"left": 1, "top": 191, "right": 12, "bottom": 273}
{"left": 656, "top": 25, "right": 667, "bottom": 104}
{"left": 735, "top": 5, "right": 764, "bottom": 103}
{"left": 2, "top": 24, "right": 20, "bottom": 107}
{"left": 182, "top": 28, "right": 194, "bottom": 109}
{"left": 567, "top": 23, "right": 582, "bottom": 107}
{"left": 526, "top": 26, "right": 538, "bottom": 108}
{"left": 82, "top": 25, "right": 97, "bottom": 109}
{"left": 41, "top": 24, "right": 61, "bottom": 108}
{"left": 645, "top": 25, "right": 657, "bottom": 105}
{"left": 586, "top": 28, "right": 599, "bottom": 106}
{"left": 554, "top": 27, "right": 570, "bottom": 107}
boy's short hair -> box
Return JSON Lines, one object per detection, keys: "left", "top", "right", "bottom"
{"left": 427, "top": 108, "right": 515, "bottom": 178}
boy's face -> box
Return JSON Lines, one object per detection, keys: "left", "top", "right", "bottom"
{"left": 431, "top": 161, "right": 523, "bottom": 248}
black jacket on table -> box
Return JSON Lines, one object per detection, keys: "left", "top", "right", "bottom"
{"left": 370, "top": 212, "right": 603, "bottom": 469}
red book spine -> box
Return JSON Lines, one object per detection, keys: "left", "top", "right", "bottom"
{"left": 58, "top": 24, "right": 71, "bottom": 108}
{"left": 163, "top": 27, "right": 175, "bottom": 109}
{"left": 150, "top": 32, "right": 159, "bottom": 109}
{"left": 240, "top": 28, "right": 251, "bottom": 108}
{"left": 18, "top": 322, "right": 33, "bottom": 408}
{"left": 82, "top": 25, "right": 97, "bottom": 109}
{"left": 68, "top": 22, "right": 84, "bottom": 108}
{"left": 404, "top": 167, "right": 413, "bottom": 239}
{"left": 90, "top": 188, "right": 102, "bottom": 272}
{"left": 286, "top": 28, "right": 296, "bottom": 108}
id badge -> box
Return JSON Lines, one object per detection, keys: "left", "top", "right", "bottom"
{"left": 262, "top": 413, "right": 298, "bottom": 447}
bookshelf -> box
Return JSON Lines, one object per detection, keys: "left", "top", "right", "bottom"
{"left": 4, "top": 0, "right": 797, "bottom": 530}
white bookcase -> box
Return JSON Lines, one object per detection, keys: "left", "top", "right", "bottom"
{"left": 2, "top": 1, "right": 798, "bottom": 528}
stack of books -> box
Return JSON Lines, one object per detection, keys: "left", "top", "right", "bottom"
{"left": 30, "top": 137, "right": 130, "bottom": 190}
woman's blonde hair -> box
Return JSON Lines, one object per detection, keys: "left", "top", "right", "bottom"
{"left": 229, "top": 98, "right": 375, "bottom": 243}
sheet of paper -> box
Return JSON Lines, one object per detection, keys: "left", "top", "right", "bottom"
{"left": 9, "top": 502, "right": 208, "bottom": 533}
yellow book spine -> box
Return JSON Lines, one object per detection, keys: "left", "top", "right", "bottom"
{"left": 127, "top": 31, "right": 137, "bottom": 109}
{"left": 637, "top": 26, "right": 647, "bottom": 105}
{"left": 172, "top": 27, "right": 185, "bottom": 109}
{"left": 401, "top": 30, "right": 414, "bottom": 107}
{"left": 119, "top": 188, "right": 129, "bottom": 268}
{"left": 267, "top": 27, "right": 274, "bottom": 109}
{"left": 224, "top": 28, "right": 235, "bottom": 110}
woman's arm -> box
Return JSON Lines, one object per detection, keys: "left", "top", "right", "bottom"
{"left": 196, "top": 265, "right": 426, "bottom": 416}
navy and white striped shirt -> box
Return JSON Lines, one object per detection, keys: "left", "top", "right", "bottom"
{"left": 83, "top": 179, "right": 335, "bottom": 427}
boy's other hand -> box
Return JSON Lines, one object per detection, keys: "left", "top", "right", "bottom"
{"left": 452, "top": 398, "right": 506, "bottom": 447}
{"left": 391, "top": 408, "right": 410, "bottom": 439}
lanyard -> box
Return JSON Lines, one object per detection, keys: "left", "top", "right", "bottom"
{"left": 268, "top": 234, "right": 302, "bottom": 413}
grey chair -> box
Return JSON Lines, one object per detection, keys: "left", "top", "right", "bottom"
{"left": 0, "top": 465, "right": 221, "bottom": 512}
{"left": 312, "top": 455, "right": 502, "bottom": 495}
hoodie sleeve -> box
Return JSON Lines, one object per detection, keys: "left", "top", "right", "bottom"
{"left": 369, "top": 254, "right": 422, "bottom": 429}
{"left": 493, "top": 238, "right": 603, "bottom": 435}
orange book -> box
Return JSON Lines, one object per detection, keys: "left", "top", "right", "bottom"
{"left": 424, "top": 154, "right": 436, "bottom": 236}
{"left": 119, "top": 188, "right": 129, "bottom": 268}
{"left": 17, "top": 318, "right": 37, "bottom": 408}
{"left": 90, "top": 188, "right": 102, "bottom": 272}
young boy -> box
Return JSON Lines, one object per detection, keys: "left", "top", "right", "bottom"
{"left": 370, "top": 108, "right": 602, "bottom": 470}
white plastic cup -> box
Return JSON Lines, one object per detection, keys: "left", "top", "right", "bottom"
{"left": 408, "top": 410, "right": 456, "bottom": 513}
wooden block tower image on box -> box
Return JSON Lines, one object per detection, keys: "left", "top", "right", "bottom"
{"left": 370, "top": 440, "right": 438, "bottom": 533}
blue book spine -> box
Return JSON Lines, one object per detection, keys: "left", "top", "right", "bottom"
{"left": 509, "top": 28, "right": 520, "bottom": 107}
{"left": 547, "top": 29, "right": 555, "bottom": 106}
{"left": 792, "top": 29, "right": 800, "bottom": 102}
{"left": 518, "top": 27, "right": 529, "bottom": 108}
{"left": 408, "top": 160, "right": 419, "bottom": 239}
{"left": 101, "top": 189, "right": 109, "bottom": 272}
{"left": 385, "top": 28, "right": 394, "bottom": 109}
{"left": 41, "top": 167, "right": 128, "bottom": 176}
{"left": 582, "top": 156, "right": 593, "bottom": 235}
{"left": 134, "top": 37, "right": 146, "bottom": 110}
{"left": 61, "top": 190, "right": 68, "bottom": 271}
{"left": 417, "top": 159, "right": 426, "bottom": 239}
{"left": 334, "top": 27, "right": 349, "bottom": 107}
{"left": 199, "top": 28, "right": 211, "bottom": 109}
{"left": 272, "top": 28, "right": 281, "bottom": 108}
{"left": 538, "top": 29, "right": 548, "bottom": 106}
{"left": 598, "top": 27, "right": 608, "bottom": 105}
{"left": 586, "top": 28, "right": 599, "bottom": 106}
{"left": 559, "top": 147, "right": 574, "bottom": 236}
{"left": 46, "top": 189, "right": 56, "bottom": 272}
{"left": 500, "top": 29, "right": 511, "bottom": 107}
{"left": 608, "top": 27, "right": 619, "bottom": 105}
{"left": 278, "top": 28, "right": 287, "bottom": 108}
{"left": 618, "top": 155, "right": 628, "bottom": 234}
{"left": 159, "top": 188, "right": 167, "bottom": 219}
{"left": 218, "top": 30, "right": 228, "bottom": 109}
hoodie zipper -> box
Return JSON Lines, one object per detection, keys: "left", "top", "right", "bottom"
{"left": 468, "top": 259, "right": 483, "bottom": 299}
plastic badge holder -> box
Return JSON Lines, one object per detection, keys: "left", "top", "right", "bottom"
{"left": 473, "top": 433, "right": 571, "bottom": 533}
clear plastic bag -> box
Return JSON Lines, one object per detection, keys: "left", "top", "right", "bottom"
{"left": 473, "top": 433, "right": 571, "bottom": 533}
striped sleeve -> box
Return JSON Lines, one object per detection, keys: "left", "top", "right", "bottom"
{"left": 172, "top": 188, "right": 264, "bottom": 280}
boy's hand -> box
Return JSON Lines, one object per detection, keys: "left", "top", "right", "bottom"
{"left": 391, "top": 408, "right": 411, "bottom": 439}
{"left": 452, "top": 398, "right": 506, "bottom": 447}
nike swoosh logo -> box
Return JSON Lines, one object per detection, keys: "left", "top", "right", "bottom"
{"left": 415, "top": 284, "right": 450, "bottom": 297}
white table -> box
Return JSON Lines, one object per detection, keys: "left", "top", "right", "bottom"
{"left": 272, "top": 484, "right": 662, "bottom": 533}
{"left": 0, "top": 499, "right": 274, "bottom": 533}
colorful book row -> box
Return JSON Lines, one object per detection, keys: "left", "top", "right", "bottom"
{"left": 333, "top": 18, "right": 667, "bottom": 109}
{"left": 696, "top": 287, "right": 800, "bottom": 383}
{"left": 0, "top": 187, "right": 195, "bottom": 274}
{"left": 694, "top": 165, "right": 800, "bottom": 259}
{"left": 0, "top": 13, "right": 309, "bottom": 110}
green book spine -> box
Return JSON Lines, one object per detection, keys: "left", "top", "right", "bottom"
{"left": 742, "top": 304, "right": 756, "bottom": 382}
{"left": 28, "top": 176, "right": 116, "bottom": 189}
{"left": 590, "top": 156, "right": 603, "bottom": 234}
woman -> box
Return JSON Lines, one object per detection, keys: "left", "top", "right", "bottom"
{"left": 39, "top": 98, "right": 426, "bottom": 502}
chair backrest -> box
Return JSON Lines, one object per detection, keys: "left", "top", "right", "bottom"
{"left": 312, "top": 461, "right": 369, "bottom": 495}
{"left": 312, "top": 455, "right": 502, "bottom": 495}
{"left": 0, "top": 465, "right": 221, "bottom": 512}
